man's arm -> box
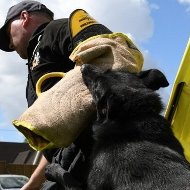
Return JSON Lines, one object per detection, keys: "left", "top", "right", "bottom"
{"left": 21, "top": 155, "right": 49, "bottom": 190}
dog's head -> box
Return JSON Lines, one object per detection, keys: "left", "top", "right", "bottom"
{"left": 81, "top": 64, "right": 169, "bottom": 121}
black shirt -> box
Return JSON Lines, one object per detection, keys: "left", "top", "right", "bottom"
{"left": 26, "top": 19, "right": 75, "bottom": 107}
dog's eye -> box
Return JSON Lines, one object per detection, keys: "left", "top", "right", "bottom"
{"left": 102, "top": 108, "right": 107, "bottom": 115}
{"left": 97, "top": 98, "right": 107, "bottom": 120}
{"left": 97, "top": 107, "right": 107, "bottom": 121}
{"left": 97, "top": 102, "right": 106, "bottom": 113}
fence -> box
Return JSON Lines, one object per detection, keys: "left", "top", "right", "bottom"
{"left": 0, "top": 160, "right": 37, "bottom": 177}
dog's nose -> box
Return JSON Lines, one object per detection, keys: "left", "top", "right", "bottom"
{"left": 80, "top": 64, "right": 86, "bottom": 73}
{"left": 81, "top": 64, "right": 92, "bottom": 74}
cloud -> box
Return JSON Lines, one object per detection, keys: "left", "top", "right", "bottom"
{"left": 43, "top": 0, "right": 154, "bottom": 43}
{"left": 0, "top": 0, "right": 156, "bottom": 142}
{"left": 0, "top": 50, "right": 27, "bottom": 142}
{"left": 178, "top": 0, "right": 190, "bottom": 4}
{"left": 0, "top": 51, "right": 27, "bottom": 116}
{"left": 177, "top": 0, "right": 190, "bottom": 11}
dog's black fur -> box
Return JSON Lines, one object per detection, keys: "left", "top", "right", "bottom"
{"left": 81, "top": 64, "right": 190, "bottom": 190}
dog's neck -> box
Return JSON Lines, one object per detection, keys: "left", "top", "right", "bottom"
{"left": 119, "top": 90, "right": 164, "bottom": 119}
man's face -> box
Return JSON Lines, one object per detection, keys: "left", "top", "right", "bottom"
{"left": 7, "top": 19, "right": 29, "bottom": 59}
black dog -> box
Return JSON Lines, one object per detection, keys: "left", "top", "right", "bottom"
{"left": 81, "top": 64, "right": 190, "bottom": 190}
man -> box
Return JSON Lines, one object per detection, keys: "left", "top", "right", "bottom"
{"left": 0, "top": 1, "right": 112, "bottom": 189}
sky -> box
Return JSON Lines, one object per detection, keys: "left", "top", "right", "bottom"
{"left": 0, "top": 0, "right": 190, "bottom": 142}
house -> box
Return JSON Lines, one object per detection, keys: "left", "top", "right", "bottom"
{"left": 0, "top": 142, "right": 41, "bottom": 177}
{"left": 0, "top": 142, "right": 40, "bottom": 164}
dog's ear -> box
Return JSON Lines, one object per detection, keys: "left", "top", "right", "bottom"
{"left": 137, "top": 69, "right": 169, "bottom": 90}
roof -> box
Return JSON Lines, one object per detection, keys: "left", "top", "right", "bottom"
{"left": 0, "top": 142, "right": 40, "bottom": 164}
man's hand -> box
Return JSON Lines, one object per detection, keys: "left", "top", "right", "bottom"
{"left": 21, "top": 155, "right": 48, "bottom": 190}
{"left": 20, "top": 181, "right": 40, "bottom": 190}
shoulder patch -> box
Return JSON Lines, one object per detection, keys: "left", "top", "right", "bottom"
{"left": 69, "top": 9, "right": 99, "bottom": 38}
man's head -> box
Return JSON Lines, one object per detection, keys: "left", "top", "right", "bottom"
{"left": 0, "top": 0, "right": 54, "bottom": 59}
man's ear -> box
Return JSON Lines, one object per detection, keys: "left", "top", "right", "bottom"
{"left": 20, "top": 11, "right": 30, "bottom": 27}
{"left": 137, "top": 69, "right": 169, "bottom": 90}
